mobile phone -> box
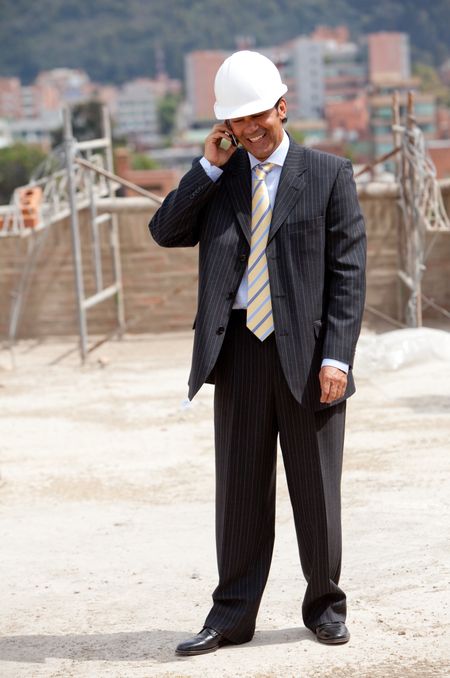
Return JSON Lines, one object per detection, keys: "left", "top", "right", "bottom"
{"left": 225, "top": 120, "right": 239, "bottom": 147}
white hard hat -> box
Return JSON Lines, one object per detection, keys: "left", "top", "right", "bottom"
{"left": 214, "top": 50, "right": 288, "bottom": 120}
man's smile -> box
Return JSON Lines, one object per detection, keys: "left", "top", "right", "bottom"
{"left": 248, "top": 132, "right": 265, "bottom": 143}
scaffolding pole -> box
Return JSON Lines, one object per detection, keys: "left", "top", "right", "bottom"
{"left": 101, "top": 105, "right": 125, "bottom": 335}
{"left": 64, "top": 106, "right": 88, "bottom": 360}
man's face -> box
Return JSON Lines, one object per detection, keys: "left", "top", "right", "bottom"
{"left": 229, "top": 99, "right": 287, "bottom": 161}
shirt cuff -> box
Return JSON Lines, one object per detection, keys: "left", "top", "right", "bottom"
{"left": 321, "top": 358, "right": 349, "bottom": 374}
{"left": 199, "top": 156, "right": 223, "bottom": 182}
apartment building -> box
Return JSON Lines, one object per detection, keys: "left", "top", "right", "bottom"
{"left": 368, "top": 32, "right": 411, "bottom": 84}
{"left": 185, "top": 50, "right": 230, "bottom": 125}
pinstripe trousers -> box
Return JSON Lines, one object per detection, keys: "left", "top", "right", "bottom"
{"left": 204, "top": 310, "right": 347, "bottom": 643}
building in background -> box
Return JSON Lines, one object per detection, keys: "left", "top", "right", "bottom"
{"left": 0, "top": 26, "right": 448, "bottom": 173}
{"left": 366, "top": 32, "right": 425, "bottom": 162}
{"left": 325, "top": 94, "right": 369, "bottom": 140}
{"left": 311, "top": 25, "right": 350, "bottom": 44}
{"left": 437, "top": 105, "right": 450, "bottom": 139}
{"left": 7, "top": 116, "right": 59, "bottom": 149}
{"left": 368, "top": 32, "right": 411, "bottom": 85}
{"left": 185, "top": 50, "right": 230, "bottom": 125}
{"left": 0, "top": 69, "right": 94, "bottom": 148}
{"left": 35, "top": 69, "right": 92, "bottom": 107}
{"left": 288, "top": 37, "right": 325, "bottom": 119}
{"left": 0, "top": 119, "right": 13, "bottom": 148}
{"left": 369, "top": 82, "right": 436, "bottom": 159}
{"left": 321, "top": 40, "right": 367, "bottom": 103}
{"left": 312, "top": 29, "right": 369, "bottom": 151}
{"left": 115, "top": 79, "right": 159, "bottom": 145}
{"left": 439, "top": 58, "right": 450, "bottom": 87}
{"left": 0, "top": 77, "right": 61, "bottom": 149}
{"left": 115, "top": 76, "right": 181, "bottom": 147}
{"left": 0, "top": 77, "right": 22, "bottom": 119}
{"left": 287, "top": 118, "right": 328, "bottom": 145}
{"left": 427, "top": 140, "right": 450, "bottom": 178}
{"left": 0, "top": 69, "right": 182, "bottom": 151}
{"left": 93, "top": 84, "right": 119, "bottom": 118}
{"left": 114, "top": 147, "right": 181, "bottom": 197}
{"left": 20, "top": 85, "right": 40, "bottom": 119}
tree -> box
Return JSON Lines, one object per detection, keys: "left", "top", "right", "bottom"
{"left": 413, "top": 62, "right": 450, "bottom": 105}
{"left": 157, "top": 93, "right": 181, "bottom": 137}
{"left": 0, "top": 143, "right": 47, "bottom": 204}
{"left": 1, "top": 1, "right": 450, "bottom": 85}
{"left": 286, "top": 127, "right": 305, "bottom": 145}
{"left": 131, "top": 153, "right": 160, "bottom": 170}
{"left": 51, "top": 100, "right": 104, "bottom": 147}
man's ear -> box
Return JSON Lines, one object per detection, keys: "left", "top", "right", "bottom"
{"left": 277, "top": 98, "right": 288, "bottom": 124}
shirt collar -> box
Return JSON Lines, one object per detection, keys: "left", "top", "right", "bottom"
{"left": 248, "top": 129, "right": 290, "bottom": 170}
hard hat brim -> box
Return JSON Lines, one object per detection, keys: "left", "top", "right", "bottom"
{"left": 214, "top": 84, "right": 288, "bottom": 121}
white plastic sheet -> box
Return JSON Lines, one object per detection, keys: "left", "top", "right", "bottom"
{"left": 355, "top": 328, "right": 450, "bottom": 375}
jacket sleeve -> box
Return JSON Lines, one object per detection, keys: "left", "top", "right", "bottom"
{"left": 149, "top": 161, "right": 219, "bottom": 248}
{"left": 323, "top": 159, "right": 367, "bottom": 367}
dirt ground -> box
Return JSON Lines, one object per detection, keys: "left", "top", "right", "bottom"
{"left": 0, "top": 328, "right": 449, "bottom": 678}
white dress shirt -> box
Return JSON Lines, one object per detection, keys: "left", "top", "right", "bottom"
{"left": 199, "top": 131, "right": 348, "bottom": 374}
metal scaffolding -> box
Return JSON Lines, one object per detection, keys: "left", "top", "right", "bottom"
{"left": 355, "top": 91, "right": 450, "bottom": 329}
{"left": 394, "top": 92, "right": 450, "bottom": 327}
{"left": 63, "top": 105, "right": 125, "bottom": 360}
{"left": 2, "top": 95, "right": 448, "bottom": 354}
{"left": 1, "top": 105, "right": 161, "bottom": 360}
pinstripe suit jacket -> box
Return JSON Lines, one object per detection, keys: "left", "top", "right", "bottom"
{"left": 149, "top": 138, "right": 366, "bottom": 411}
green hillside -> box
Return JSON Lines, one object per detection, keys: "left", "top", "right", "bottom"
{"left": 0, "top": 0, "right": 449, "bottom": 84}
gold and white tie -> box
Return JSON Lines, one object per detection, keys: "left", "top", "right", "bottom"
{"left": 246, "top": 162, "right": 275, "bottom": 341}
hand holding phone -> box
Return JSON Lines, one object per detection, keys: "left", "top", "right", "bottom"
{"left": 204, "top": 122, "right": 239, "bottom": 167}
{"left": 225, "top": 120, "right": 239, "bottom": 147}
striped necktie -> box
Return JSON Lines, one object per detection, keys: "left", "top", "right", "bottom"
{"left": 246, "top": 162, "right": 275, "bottom": 341}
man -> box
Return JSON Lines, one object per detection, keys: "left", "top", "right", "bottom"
{"left": 149, "top": 50, "right": 366, "bottom": 655}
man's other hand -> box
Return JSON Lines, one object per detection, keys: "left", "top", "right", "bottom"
{"left": 319, "top": 366, "right": 347, "bottom": 404}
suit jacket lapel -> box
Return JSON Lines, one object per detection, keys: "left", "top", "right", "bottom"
{"left": 224, "top": 150, "right": 252, "bottom": 245}
{"left": 223, "top": 141, "right": 307, "bottom": 245}
{"left": 268, "top": 141, "right": 308, "bottom": 244}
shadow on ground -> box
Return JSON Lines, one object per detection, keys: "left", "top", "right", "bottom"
{"left": 0, "top": 627, "right": 311, "bottom": 664}
{"left": 396, "top": 395, "right": 450, "bottom": 413}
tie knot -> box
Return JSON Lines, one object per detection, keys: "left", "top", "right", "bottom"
{"left": 254, "top": 162, "right": 275, "bottom": 181}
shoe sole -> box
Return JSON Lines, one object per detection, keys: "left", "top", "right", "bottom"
{"left": 316, "top": 635, "right": 350, "bottom": 645}
{"left": 175, "top": 643, "right": 225, "bottom": 656}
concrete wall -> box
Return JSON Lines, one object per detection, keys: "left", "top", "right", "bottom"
{"left": 1, "top": 183, "right": 449, "bottom": 340}
{"left": 360, "top": 181, "right": 450, "bottom": 327}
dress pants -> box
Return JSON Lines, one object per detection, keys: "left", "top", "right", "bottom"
{"left": 204, "top": 310, "right": 347, "bottom": 643}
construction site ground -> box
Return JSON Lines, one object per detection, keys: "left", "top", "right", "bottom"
{"left": 0, "top": 328, "right": 449, "bottom": 678}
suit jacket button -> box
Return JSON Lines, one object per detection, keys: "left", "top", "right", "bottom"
{"left": 216, "top": 326, "right": 225, "bottom": 335}
{"left": 239, "top": 254, "right": 247, "bottom": 262}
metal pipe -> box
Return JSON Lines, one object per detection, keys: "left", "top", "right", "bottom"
{"left": 64, "top": 106, "right": 88, "bottom": 361}
{"left": 76, "top": 138, "right": 110, "bottom": 151}
{"left": 82, "top": 283, "right": 120, "bottom": 310}
{"left": 101, "top": 105, "right": 126, "bottom": 335}
{"left": 74, "top": 156, "right": 163, "bottom": 203}
{"left": 354, "top": 146, "right": 401, "bottom": 178}
{"left": 86, "top": 149, "right": 104, "bottom": 293}
{"left": 364, "top": 304, "right": 408, "bottom": 329}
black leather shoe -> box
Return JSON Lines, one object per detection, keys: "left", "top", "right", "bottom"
{"left": 315, "top": 622, "right": 350, "bottom": 645}
{"left": 175, "top": 627, "right": 231, "bottom": 656}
